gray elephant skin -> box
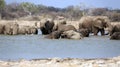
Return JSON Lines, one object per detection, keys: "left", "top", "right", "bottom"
{"left": 79, "top": 16, "right": 111, "bottom": 36}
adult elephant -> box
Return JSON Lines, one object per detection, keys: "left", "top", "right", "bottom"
{"left": 79, "top": 16, "right": 111, "bottom": 36}
{"left": 40, "top": 20, "right": 54, "bottom": 35}
{"left": 4, "top": 22, "right": 19, "bottom": 35}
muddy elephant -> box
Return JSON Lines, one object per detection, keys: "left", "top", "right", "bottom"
{"left": 110, "top": 32, "right": 120, "bottom": 40}
{"left": 61, "top": 30, "right": 83, "bottom": 40}
{"left": 18, "top": 26, "right": 38, "bottom": 35}
{"left": 4, "top": 22, "right": 19, "bottom": 35}
{"left": 108, "top": 23, "right": 120, "bottom": 36}
{"left": 78, "top": 28, "right": 89, "bottom": 37}
{"left": 79, "top": 16, "right": 111, "bottom": 36}
{"left": 44, "top": 31, "right": 62, "bottom": 39}
{"left": 40, "top": 20, "right": 54, "bottom": 35}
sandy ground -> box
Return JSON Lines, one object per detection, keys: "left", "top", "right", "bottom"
{"left": 0, "top": 56, "right": 120, "bottom": 67}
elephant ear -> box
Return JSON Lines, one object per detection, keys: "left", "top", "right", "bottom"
{"left": 52, "top": 23, "right": 58, "bottom": 31}
{"left": 103, "top": 20, "right": 111, "bottom": 28}
{"left": 40, "top": 22, "right": 45, "bottom": 28}
{"left": 93, "top": 18, "right": 103, "bottom": 29}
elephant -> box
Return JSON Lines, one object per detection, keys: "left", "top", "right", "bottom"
{"left": 61, "top": 30, "right": 83, "bottom": 40}
{"left": 79, "top": 16, "right": 111, "bottom": 36}
{"left": 40, "top": 20, "right": 55, "bottom": 35}
{"left": 18, "top": 26, "right": 38, "bottom": 35}
{"left": 78, "top": 28, "right": 89, "bottom": 37}
{"left": 44, "top": 31, "right": 62, "bottom": 39}
{"left": 108, "top": 23, "right": 120, "bottom": 36}
{"left": 110, "top": 32, "right": 120, "bottom": 40}
{"left": 3, "top": 22, "right": 19, "bottom": 35}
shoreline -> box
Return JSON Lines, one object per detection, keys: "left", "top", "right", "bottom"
{"left": 0, "top": 56, "right": 120, "bottom": 67}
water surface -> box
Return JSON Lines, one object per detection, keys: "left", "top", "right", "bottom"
{"left": 0, "top": 34, "right": 120, "bottom": 60}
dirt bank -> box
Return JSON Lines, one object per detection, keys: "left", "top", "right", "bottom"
{"left": 0, "top": 56, "right": 120, "bottom": 67}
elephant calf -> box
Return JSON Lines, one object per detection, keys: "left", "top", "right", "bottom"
{"left": 110, "top": 32, "right": 120, "bottom": 40}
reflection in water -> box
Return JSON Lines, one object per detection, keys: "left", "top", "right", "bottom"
{"left": 0, "top": 34, "right": 120, "bottom": 60}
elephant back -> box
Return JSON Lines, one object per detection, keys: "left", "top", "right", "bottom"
{"left": 79, "top": 16, "right": 93, "bottom": 32}
{"left": 113, "top": 24, "right": 120, "bottom": 32}
{"left": 57, "top": 24, "right": 76, "bottom": 32}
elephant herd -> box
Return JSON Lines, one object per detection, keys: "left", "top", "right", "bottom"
{"left": 0, "top": 16, "right": 120, "bottom": 40}
{"left": 0, "top": 21, "right": 38, "bottom": 35}
{"left": 40, "top": 16, "right": 120, "bottom": 40}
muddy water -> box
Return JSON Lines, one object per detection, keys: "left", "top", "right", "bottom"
{"left": 0, "top": 32, "right": 120, "bottom": 60}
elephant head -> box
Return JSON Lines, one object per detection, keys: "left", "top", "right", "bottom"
{"left": 92, "top": 17, "right": 111, "bottom": 35}
{"left": 93, "top": 17, "right": 110, "bottom": 29}
{"left": 40, "top": 19, "right": 55, "bottom": 35}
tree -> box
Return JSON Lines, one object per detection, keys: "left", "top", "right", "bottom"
{"left": 88, "top": 8, "right": 108, "bottom": 16}
{"left": 20, "top": 2, "right": 38, "bottom": 15}
{"left": 65, "top": 5, "right": 83, "bottom": 20}
{"left": 0, "top": 0, "right": 5, "bottom": 19}
{"left": 0, "top": 0, "right": 5, "bottom": 10}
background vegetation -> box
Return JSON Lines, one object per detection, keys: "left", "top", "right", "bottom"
{"left": 0, "top": 0, "right": 120, "bottom": 21}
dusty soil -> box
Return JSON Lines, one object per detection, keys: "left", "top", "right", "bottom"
{"left": 0, "top": 56, "right": 120, "bottom": 67}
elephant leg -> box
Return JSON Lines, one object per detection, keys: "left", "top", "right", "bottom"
{"left": 93, "top": 28, "right": 99, "bottom": 35}
{"left": 35, "top": 29, "right": 38, "bottom": 34}
{"left": 100, "top": 28, "right": 105, "bottom": 36}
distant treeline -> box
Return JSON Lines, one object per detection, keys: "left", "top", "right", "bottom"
{"left": 0, "top": 0, "right": 120, "bottom": 21}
